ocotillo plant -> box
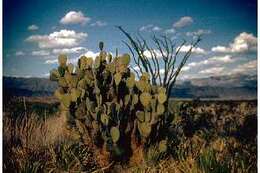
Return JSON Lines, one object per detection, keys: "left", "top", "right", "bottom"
{"left": 117, "top": 26, "right": 201, "bottom": 100}
{"left": 50, "top": 42, "right": 168, "bottom": 166}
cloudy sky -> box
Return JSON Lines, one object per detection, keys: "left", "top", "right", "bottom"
{"left": 3, "top": 0, "right": 257, "bottom": 79}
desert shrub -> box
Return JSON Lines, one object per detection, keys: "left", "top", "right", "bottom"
{"left": 197, "top": 148, "right": 229, "bottom": 173}
{"left": 3, "top": 112, "right": 98, "bottom": 173}
{"left": 46, "top": 142, "right": 97, "bottom": 172}
{"left": 168, "top": 100, "right": 257, "bottom": 172}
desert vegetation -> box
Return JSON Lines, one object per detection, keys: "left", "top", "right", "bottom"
{"left": 3, "top": 99, "right": 256, "bottom": 172}
{"left": 3, "top": 29, "right": 257, "bottom": 172}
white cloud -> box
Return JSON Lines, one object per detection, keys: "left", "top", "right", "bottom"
{"left": 90, "top": 21, "right": 107, "bottom": 27}
{"left": 60, "top": 11, "right": 90, "bottom": 25}
{"left": 28, "top": 24, "right": 39, "bottom": 31}
{"left": 80, "top": 51, "right": 99, "bottom": 58}
{"left": 15, "top": 51, "right": 25, "bottom": 56}
{"left": 152, "top": 26, "right": 162, "bottom": 31}
{"left": 52, "top": 47, "right": 86, "bottom": 54}
{"left": 45, "top": 59, "right": 58, "bottom": 64}
{"left": 26, "top": 29, "right": 88, "bottom": 48}
{"left": 211, "top": 46, "right": 229, "bottom": 53}
{"left": 139, "top": 24, "right": 161, "bottom": 32}
{"left": 173, "top": 16, "right": 193, "bottom": 28}
{"left": 42, "top": 73, "right": 50, "bottom": 78}
{"left": 182, "top": 66, "right": 191, "bottom": 71}
{"left": 209, "top": 55, "right": 234, "bottom": 63}
{"left": 211, "top": 32, "right": 257, "bottom": 53}
{"left": 143, "top": 46, "right": 205, "bottom": 58}
{"left": 177, "top": 45, "right": 206, "bottom": 54}
{"left": 45, "top": 50, "right": 99, "bottom": 65}
{"left": 186, "top": 29, "right": 211, "bottom": 37}
{"left": 164, "top": 28, "right": 175, "bottom": 34}
{"left": 199, "top": 67, "right": 224, "bottom": 75}
{"left": 32, "top": 50, "right": 50, "bottom": 56}
{"left": 67, "top": 51, "right": 100, "bottom": 64}
{"left": 183, "top": 55, "right": 235, "bottom": 71}
{"left": 159, "top": 69, "right": 165, "bottom": 74}
{"left": 143, "top": 49, "right": 164, "bottom": 58}
{"left": 140, "top": 24, "right": 153, "bottom": 31}
{"left": 230, "top": 60, "right": 257, "bottom": 75}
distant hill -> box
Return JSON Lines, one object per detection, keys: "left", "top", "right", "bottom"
{"left": 3, "top": 77, "right": 57, "bottom": 97}
{"left": 172, "top": 74, "right": 257, "bottom": 99}
{"left": 3, "top": 74, "right": 257, "bottom": 100}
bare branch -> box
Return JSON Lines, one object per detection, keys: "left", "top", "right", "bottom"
{"left": 118, "top": 26, "right": 201, "bottom": 99}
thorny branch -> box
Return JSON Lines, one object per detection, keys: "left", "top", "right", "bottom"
{"left": 117, "top": 26, "right": 201, "bottom": 99}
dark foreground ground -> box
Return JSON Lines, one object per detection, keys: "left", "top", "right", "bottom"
{"left": 3, "top": 97, "right": 257, "bottom": 172}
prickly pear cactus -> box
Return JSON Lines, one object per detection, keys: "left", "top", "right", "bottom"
{"left": 50, "top": 42, "right": 168, "bottom": 164}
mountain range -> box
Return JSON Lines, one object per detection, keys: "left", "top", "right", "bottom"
{"left": 3, "top": 74, "right": 257, "bottom": 100}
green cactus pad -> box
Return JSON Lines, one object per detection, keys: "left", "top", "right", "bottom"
{"left": 119, "top": 53, "right": 130, "bottom": 65}
{"left": 158, "top": 87, "right": 166, "bottom": 94}
{"left": 135, "top": 80, "right": 146, "bottom": 92}
{"left": 138, "top": 122, "right": 151, "bottom": 138}
{"left": 100, "top": 51, "right": 107, "bottom": 61}
{"left": 100, "top": 113, "right": 109, "bottom": 126}
{"left": 50, "top": 69, "right": 60, "bottom": 81}
{"left": 114, "top": 73, "right": 122, "bottom": 86}
{"left": 108, "top": 53, "right": 113, "bottom": 62}
{"left": 158, "top": 92, "right": 167, "bottom": 104}
{"left": 58, "top": 66, "right": 66, "bottom": 77}
{"left": 158, "top": 140, "right": 167, "bottom": 153}
{"left": 132, "top": 96, "right": 139, "bottom": 105}
{"left": 110, "top": 127, "right": 120, "bottom": 143}
{"left": 140, "top": 72, "right": 150, "bottom": 81}
{"left": 124, "top": 94, "right": 130, "bottom": 105}
{"left": 78, "top": 79, "right": 87, "bottom": 89}
{"left": 150, "top": 99, "right": 156, "bottom": 111}
{"left": 136, "top": 111, "right": 145, "bottom": 122}
{"left": 126, "top": 74, "right": 135, "bottom": 88}
{"left": 58, "top": 77, "right": 67, "bottom": 87}
{"left": 94, "top": 56, "right": 101, "bottom": 68}
{"left": 64, "top": 72, "right": 72, "bottom": 83}
{"left": 71, "top": 88, "right": 81, "bottom": 102}
{"left": 58, "top": 54, "right": 67, "bottom": 67}
{"left": 92, "top": 121, "right": 99, "bottom": 130}
{"left": 61, "top": 94, "right": 71, "bottom": 108}
{"left": 79, "top": 56, "right": 87, "bottom": 70}
{"left": 70, "top": 76, "right": 79, "bottom": 88}
{"left": 140, "top": 92, "right": 152, "bottom": 107}
{"left": 157, "top": 104, "right": 165, "bottom": 115}
{"left": 145, "top": 111, "right": 151, "bottom": 122}
{"left": 54, "top": 88, "right": 63, "bottom": 100}
{"left": 86, "top": 57, "right": 93, "bottom": 67}
{"left": 67, "top": 63, "right": 74, "bottom": 74}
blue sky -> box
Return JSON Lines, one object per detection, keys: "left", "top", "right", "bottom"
{"left": 3, "top": 0, "right": 257, "bottom": 79}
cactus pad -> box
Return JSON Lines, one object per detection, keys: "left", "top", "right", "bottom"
{"left": 140, "top": 92, "right": 152, "bottom": 107}
{"left": 110, "top": 127, "right": 120, "bottom": 143}
{"left": 158, "top": 140, "right": 167, "bottom": 153}
{"left": 100, "top": 113, "right": 109, "bottom": 126}
{"left": 58, "top": 54, "right": 67, "bottom": 67}
{"left": 158, "top": 92, "right": 167, "bottom": 104}
{"left": 136, "top": 111, "right": 145, "bottom": 122}
{"left": 138, "top": 122, "right": 151, "bottom": 138}
{"left": 114, "top": 73, "right": 122, "bottom": 86}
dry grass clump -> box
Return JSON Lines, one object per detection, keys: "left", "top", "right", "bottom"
{"left": 3, "top": 100, "right": 257, "bottom": 172}
{"left": 3, "top": 112, "right": 98, "bottom": 172}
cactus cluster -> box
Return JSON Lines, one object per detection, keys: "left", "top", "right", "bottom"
{"left": 50, "top": 42, "right": 168, "bottom": 163}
